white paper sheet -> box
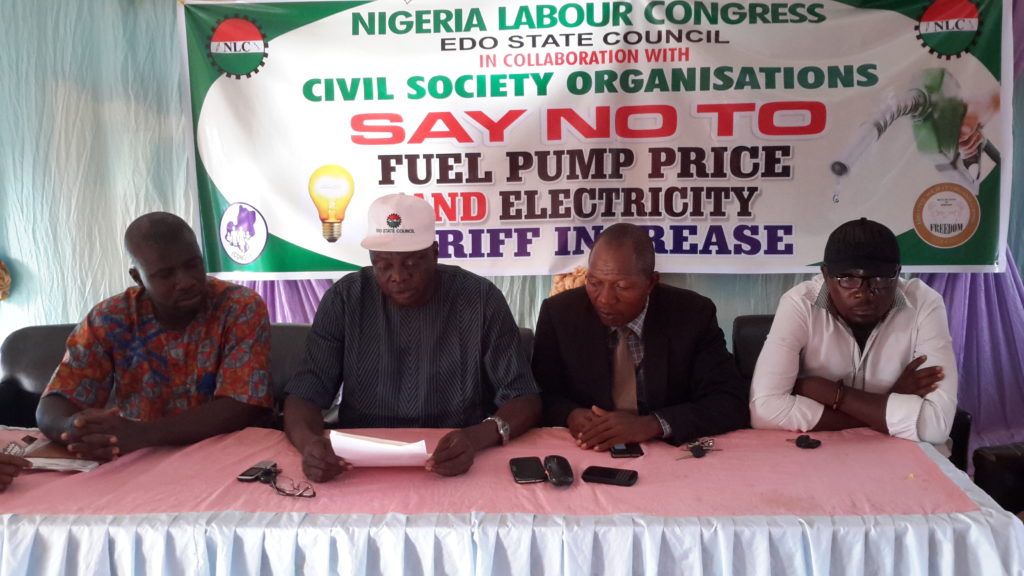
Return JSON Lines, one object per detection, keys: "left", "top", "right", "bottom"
{"left": 25, "top": 458, "right": 100, "bottom": 473}
{"left": 328, "top": 431, "right": 428, "bottom": 467}
{"left": 5, "top": 437, "right": 100, "bottom": 473}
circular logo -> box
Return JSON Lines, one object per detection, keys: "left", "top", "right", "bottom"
{"left": 386, "top": 213, "right": 402, "bottom": 228}
{"left": 207, "top": 16, "right": 268, "bottom": 79}
{"left": 912, "top": 183, "right": 980, "bottom": 248}
{"left": 916, "top": 0, "right": 980, "bottom": 59}
{"left": 220, "top": 203, "right": 268, "bottom": 265}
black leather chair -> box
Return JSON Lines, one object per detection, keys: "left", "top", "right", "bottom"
{"left": 972, "top": 442, "right": 1024, "bottom": 514}
{"left": 266, "top": 323, "right": 312, "bottom": 428}
{"left": 269, "top": 323, "right": 312, "bottom": 407}
{"left": 732, "top": 314, "right": 972, "bottom": 472}
{"left": 731, "top": 315, "right": 774, "bottom": 385}
{"left": 518, "top": 327, "right": 535, "bottom": 364}
{"left": 0, "top": 323, "right": 76, "bottom": 427}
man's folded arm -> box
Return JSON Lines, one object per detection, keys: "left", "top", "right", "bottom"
{"left": 885, "top": 297, "right": 958, "bottom": 443}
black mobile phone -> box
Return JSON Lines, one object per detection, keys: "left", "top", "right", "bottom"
{"left": 237, "top": 460, "right": 277, "bottom": 482}
{"left": 581, "top": 465, "right": 638, "bottom": 487}
{"left": 509, "top": 456, "right": 548, "bottom": 484}
{"left": 610, "top": 443, "right": 644, "bottom": 458}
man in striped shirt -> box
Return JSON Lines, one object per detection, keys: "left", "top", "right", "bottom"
{"left": 284, "top": 194, "right": 541, "bottom": 479}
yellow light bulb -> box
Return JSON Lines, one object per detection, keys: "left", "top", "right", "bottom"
{"left": 308, "top": 164, "right": 355, "bottom": 243}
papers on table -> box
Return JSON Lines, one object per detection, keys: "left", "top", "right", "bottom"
{"left": 329, "top": 431, "right": 428, "bottom": 467}
{"left": 26, "top": 458, "right": 100, "bottom": 473}
{"left": 4, "top": 436, "right": 100, "bottom": 473}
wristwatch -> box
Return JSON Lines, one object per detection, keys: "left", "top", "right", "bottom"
{"left": 484, "top": 415, "right": 510, "bottom": 446}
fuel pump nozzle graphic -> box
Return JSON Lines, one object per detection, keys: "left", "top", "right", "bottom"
{"left": 831, "top": 68, "right": 1000, "bottom": 191}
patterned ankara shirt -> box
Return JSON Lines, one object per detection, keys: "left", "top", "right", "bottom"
{"left": 286, "top": 265, "right": 539, "bottom": 428}
{"left": 44, "top": 278, "right": 272, "bottom": 420}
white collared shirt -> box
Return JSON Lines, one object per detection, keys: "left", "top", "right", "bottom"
{"left": 749, "top": 275, "right": 958, "bottom": 445}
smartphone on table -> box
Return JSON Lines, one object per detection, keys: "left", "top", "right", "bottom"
{"left": 610, "top": 443, "right": 644, "bottom": 458}
{"left": 581, "top": 465, "right": 638, "bottom": 487}
{"left": 509, "top": 457, "right": 548, "bottom": 484}
{"left": 237, "top": 460, "right": 277, "bottom": 482}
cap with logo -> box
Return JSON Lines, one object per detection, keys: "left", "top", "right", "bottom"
{"left": 360, "top": 193, "right": 436, "bottom": 252}
{"left": 823, "top": 217, "right": 901, "bottom": 277}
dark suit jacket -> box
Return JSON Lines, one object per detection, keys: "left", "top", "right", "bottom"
{"left": 532, "top": 283, "right": 749, "bottom": 445}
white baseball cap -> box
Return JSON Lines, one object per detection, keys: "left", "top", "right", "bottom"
{"left": 360, "top": 193, "right": 436, "bottom": 252}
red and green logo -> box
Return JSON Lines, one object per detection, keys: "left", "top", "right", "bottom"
{"left": 386, "top": 213, "right": 402, "bottom": 228}
{"left": 916, "top": 0, "right": 980, "bottom": 59}
{"left": 208, "top": 16, "right": 268, "bottom": 79}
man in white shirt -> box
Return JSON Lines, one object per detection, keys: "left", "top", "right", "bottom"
{"left": 749, "top": 218, "right": 957, "bottom": 445}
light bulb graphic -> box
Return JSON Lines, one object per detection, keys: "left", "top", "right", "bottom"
{"left": 308, "top": 164, "right": 355, "bottom": 243}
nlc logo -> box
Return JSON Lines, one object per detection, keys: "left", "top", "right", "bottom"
{"left": 916, "top": 0, "right": 980, "bottom": 60}
{"left": 207, "top": 16, "right": 268, "bottom": 79}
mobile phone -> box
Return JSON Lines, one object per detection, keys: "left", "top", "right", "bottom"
{"left": 610, "top": 443, "right": 644, "bottom": 458}
{"left": 237, "top": 460, "right": 277, "bottom": 482}
{"left": 509, "top": 457, "right": 548, "bottom": 484}
{"left": 581, "top": 465, "right": 638, "bottom": 487}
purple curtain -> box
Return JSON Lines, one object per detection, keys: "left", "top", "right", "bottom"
{"left": 919, "top": 251, "right": 1024, "bottom": 457}
{"left": 238, "top": 279, "right": 333, "bottom": 324}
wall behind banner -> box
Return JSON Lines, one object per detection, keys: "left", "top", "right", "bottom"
{"left": 0, "top": 0, "right": 1022, "bottom": 346}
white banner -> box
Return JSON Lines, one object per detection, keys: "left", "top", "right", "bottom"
{"left": 181, "top": 0, "right": 1013, "bottom": 277}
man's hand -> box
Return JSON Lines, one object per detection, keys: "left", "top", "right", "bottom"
{"left": 566, "top": 408, "right": 595, "bottom": 439}
{"left": 60, "top": 407, "right": 140, "bottom": 460}
{"left": 576, "top": 406, "right": 661, "bottom": 451}
{"left": 426, "top": 429, "right": 477, "bottom": 476}
{"left": 299, "top": 436, "right": 349, "bottom": 483}
{"left": 0, "top": 454, "right": 31, "bottom": 492}
{"left": 892, "top": 355, "right": 943, "bottom": 397}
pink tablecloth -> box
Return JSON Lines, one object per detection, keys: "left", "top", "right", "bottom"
{"left": 0, "top": 426, "right": 977, "bottom": 518}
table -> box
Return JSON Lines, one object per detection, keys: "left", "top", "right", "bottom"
{"left": 1, "top": 426, "right": 1022, "bottom": 575}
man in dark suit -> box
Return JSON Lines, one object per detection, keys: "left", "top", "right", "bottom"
{"left": 533, "top": 223, "right": 749, "bottom": 449}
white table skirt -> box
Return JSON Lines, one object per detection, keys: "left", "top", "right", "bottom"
{"left": 3, "top": 437, "right": 1022, "bottom": 576}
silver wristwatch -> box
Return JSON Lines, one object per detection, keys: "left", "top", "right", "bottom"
{"left": 484, "top": 415, "right": 510, "bottom": 446}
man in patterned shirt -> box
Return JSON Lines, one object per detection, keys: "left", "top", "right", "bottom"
{"left": 284, "top": 194, "right": 541, "bottom": 480}
{"left": 36, "top": 212, "right": 272, "bottom": 460}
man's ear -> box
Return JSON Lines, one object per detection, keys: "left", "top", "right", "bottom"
{"left": 128, "top": 267, "right": 143, "bottom": 289}
{"left": 429, "top": 242, "right": 439, "bottom": 262}
{"left": 649, "top": 271, "right": 661, "bottom": 289}
{"left": 820, "top": 265, "right": 829, "bottom": 277}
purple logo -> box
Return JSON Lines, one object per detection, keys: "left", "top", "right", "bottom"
{"left": 220, "top": 203, "right": 268, "bottom": 265}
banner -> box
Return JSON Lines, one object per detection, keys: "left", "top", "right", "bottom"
{"left": 181, "top": 0, "right": 1012, "bottom": 277}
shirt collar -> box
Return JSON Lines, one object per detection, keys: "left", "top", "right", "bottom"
{"left": 608, "top": 297, "right": 650, "bottom": 338}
